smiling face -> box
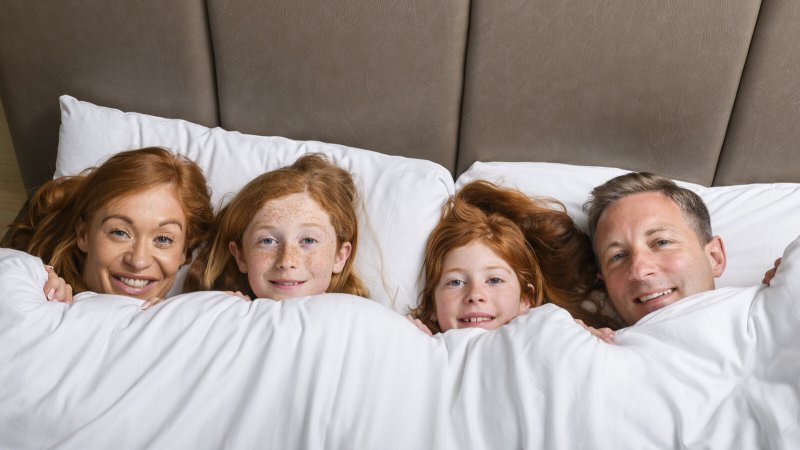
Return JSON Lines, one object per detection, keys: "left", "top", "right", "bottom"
{"left": 229, "top": 192, "right": 352, "bottom": 300}
{"left": 76, "top": 183, "right": 188, "bottom": 299}
{"left": 594, "top": 192, "right": 726, "bottom": 325}
{"left": 433, "top": 240, "right": 531, "bottom": 332}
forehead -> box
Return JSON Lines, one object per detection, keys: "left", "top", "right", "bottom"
{"left": 96, "top": 184, "right": 185, "bottom": 221}
{"left": 595, "top": 192, "right": 691, "bottom": 242}
{"left": 251, "top": 192, "right": 334, "bottom": 228}
{"left": 442, "top": 240, "right": 514, "bottom": 272}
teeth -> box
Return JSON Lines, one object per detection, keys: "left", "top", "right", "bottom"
{"left": 462, "top": 317, "right": 492, "bottom": 323}
{"left": 639, "top": 289, "right": 673, "bottom": 303}
{"left": 119, "top": 277, "right": 149, "bottom": 288}
{"left": 273, "top": 281, "right": 302, "bottom": 286}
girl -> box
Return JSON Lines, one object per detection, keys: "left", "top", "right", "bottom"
{"left": 408, "top": 180, "right": 617, "bottom": 337}
{"left": 185, "top": 153, "right": 368, "bottom": 300}
{"left": 2, "top": 147, "right": 214, "bottom": 306}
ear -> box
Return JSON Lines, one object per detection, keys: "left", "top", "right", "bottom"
{"left": 228, "top": 241, "right": 248, "bottom": 274}
{"left": 519, "top": 283, "right": 535, "bottom": 312}
{"left": 76, "top": 220, "right": 89, "bottom": 253}
{"left": 332, "top": 242, "right": 352, "bottom": 274}
{"left": 705, "top": 235, "right": 727, "bottom": 278}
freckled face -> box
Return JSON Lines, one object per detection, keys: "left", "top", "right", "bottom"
{"left": 76, "top": 184, "right": 188, "bottom": 299}
{"left": 229, "top": 192, "right": 352, "bottom": 300}
{"left": 595, "top": 192, "right": 726, "bottom": 325}
{"left": 433, "top": 241, "right": 531, "bottom": 332}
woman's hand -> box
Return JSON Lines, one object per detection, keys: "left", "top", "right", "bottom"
{"left": 762, "top": 257, "right": 782, "bottom": 286}
{"left": 140, "top": 297, "right": 164, "bottom": 310}
{"left": 225, "top": 290, "right": 252, "bottom": 301}
{"left": 405, "top": 314, "right": 433, "bottom": 336}
{"left": 575, "top": 319, "right": 615, "bottom": 344}
{"left": 43, "top": 265, "right": 73, "bottom": 304}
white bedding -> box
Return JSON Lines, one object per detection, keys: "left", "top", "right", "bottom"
{"left": 1, "top": 237, "right": 799, "bottom": 448}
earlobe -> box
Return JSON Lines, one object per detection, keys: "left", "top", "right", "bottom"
{"left": 706, "top": 236, "right": 727, "bottom": 277}
{"left": 519, "top": 283, "right": 535, "bottom": 311}
{"left": 228, "top": 241, "right": 248, "bottom": 273}
{"left": 332, "top": 242, "right": 352, "bottom": 274}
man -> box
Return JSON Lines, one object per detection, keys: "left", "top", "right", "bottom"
{"left": 584, "top": 172, "right": 727, "bottom": 326}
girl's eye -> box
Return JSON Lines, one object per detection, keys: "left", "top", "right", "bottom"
{"left": 487, "top": 277, "right": 504, "bottom": 285}
{"left": 445, "top": 279, "right": 464, "bottom": 287}
{"left": 301, "top": 237, "right": 318, "bottom": 245}
{"left": 260, "top": 237, "right": 277, "bottom": 245}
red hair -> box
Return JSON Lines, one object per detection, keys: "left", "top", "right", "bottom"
{"left": 3, "top": 147, "right": 213, "bottom": 294}
{"left": 184, "top": 153, "right": 368, "bottom": 298}
{"left": 410, "top": 180, "right": 610, "bottom": 333}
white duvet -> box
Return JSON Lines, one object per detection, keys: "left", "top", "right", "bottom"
{"left": 1, "top": 237, "right": 799, "bottom": 449}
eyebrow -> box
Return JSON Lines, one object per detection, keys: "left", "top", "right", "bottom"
{"left": 599, "top": 226, "right": 674, "bottom": 254}
{"left": 101, "top": 214, "right": 184, "bottom": 230}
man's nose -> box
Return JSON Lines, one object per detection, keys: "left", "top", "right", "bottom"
{"left": 629, "top": 250, "right": 657, "bottom": 280}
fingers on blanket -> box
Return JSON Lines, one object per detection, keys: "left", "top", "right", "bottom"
{"left": 406, "top": 314, "right": 433, "bottom": 336}
{"left": 762, "top": 257, "right": 782, "bottom": 286}
{"left": 575, "top": 319, "right": 615, "bottom": 344}
{"left": 43, "top": 264, "right": 74, "bottom": 304}
{"left": 140, "top": 297, "right": 164, "bottom": 310}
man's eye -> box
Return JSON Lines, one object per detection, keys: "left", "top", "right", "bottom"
{"left": 655, "top": 239, "right": 670, "bottom": 247}
{"left": 609, "top": 252, "right": 626, "bottom": 263}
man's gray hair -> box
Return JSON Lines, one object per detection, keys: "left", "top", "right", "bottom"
{"left": 584, "top": 172, "right": 713, "bottom": 244}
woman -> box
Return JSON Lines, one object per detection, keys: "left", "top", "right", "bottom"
{"left": 2, "top": 147, "right": 214, "bottom": 306}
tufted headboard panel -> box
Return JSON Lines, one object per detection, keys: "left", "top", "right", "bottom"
{"left": 0, "top": 0, "right": 797, "bottom": 193}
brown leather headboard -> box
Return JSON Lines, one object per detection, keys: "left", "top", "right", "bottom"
{"left": 0, "top": 0, "right": 798, "bottom": 193}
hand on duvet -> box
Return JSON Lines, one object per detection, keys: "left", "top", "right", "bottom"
{"left": 43, "top": 264, "right": 73, "bottom": 304}
{"left": 574, "top": 319, "right": 615, "bottom": 344}
{"left": 762, "top": 257, "right": 782, "bottom": 286}
{"left": 406, "top": 314, "right": 433, "bottom": 336}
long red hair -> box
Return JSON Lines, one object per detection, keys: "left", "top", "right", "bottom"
{"left": 410, "top": 180, "right": 609, "bottom": 333}
{"left": 3, "top": 147, "right": 214, "bottom": 294}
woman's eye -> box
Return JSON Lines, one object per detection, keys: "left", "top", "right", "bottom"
{"left": 109, "top": 228, "right": 130, "bottom": 239}
{"left": 154, "top": 235, "right": 174, "bottom": 246}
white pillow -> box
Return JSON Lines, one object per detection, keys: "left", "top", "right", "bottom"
{"left": 56, "top": 95, "right": 455, "bottom": 313}
{"left": 456, "top": 161, "right": 800, "bottom": 288}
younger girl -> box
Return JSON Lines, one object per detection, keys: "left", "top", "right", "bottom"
{"left": 185, "top": 153, "right": 368, "bottom": 300}
{"left": 408, "top": 180, "right": 616, "bottom": 337}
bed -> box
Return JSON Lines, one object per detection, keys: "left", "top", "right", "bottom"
{"left": 1, "top": 1, "right": 799, "bottom": 448}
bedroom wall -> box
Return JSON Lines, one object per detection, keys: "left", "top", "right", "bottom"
{"left": 0, "top": 99, "right": 26, "bottom": 234}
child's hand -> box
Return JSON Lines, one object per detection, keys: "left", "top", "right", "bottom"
{"left": 575, "top": 319, "right": 615, "bottom": 344}
{"left": 405, "top": 314, "right": 433, "bottom": 336}
{"left": 43, "top": 265, "right": 73, "bottom": 304}
{"left": 140, "top": 297, "right": 163, "bottom": 310}
{"left": 762, "top": 257, "right": 782, "bottom": 286}
{"left": 225, "top": 290, "right": 252, "bottom": 301}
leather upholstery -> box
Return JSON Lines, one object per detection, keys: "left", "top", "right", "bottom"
{"left": 0, "top": 0, "right": 796, "bottom": 190}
